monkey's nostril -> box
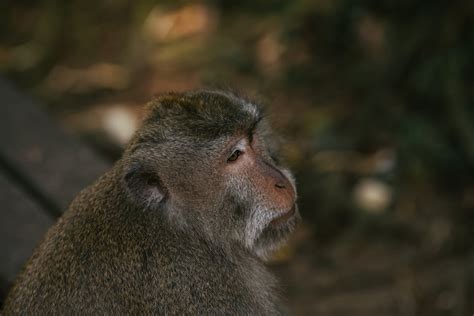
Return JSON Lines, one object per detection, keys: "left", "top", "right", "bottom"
{"left": 275, "top": 183, "right": 286, "bottom": 189}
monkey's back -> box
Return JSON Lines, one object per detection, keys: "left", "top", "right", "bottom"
{"left": 3, "top": 170, "right": 281, "bottom": 315}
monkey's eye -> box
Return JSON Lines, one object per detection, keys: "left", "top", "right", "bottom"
{"left": 227, "top": 149, "right": 242, "bottom": 162}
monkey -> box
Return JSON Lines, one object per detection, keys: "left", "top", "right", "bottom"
{"left": 2, "top": 90, "right": 300, "bottom": 315}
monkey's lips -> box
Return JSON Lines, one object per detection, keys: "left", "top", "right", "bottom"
{"left": 270, "top": 205, "right": 296, "bottom": 227}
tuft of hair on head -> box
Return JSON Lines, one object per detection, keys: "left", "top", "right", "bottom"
{"left": 138, "top": 90, "right": 264, "bottom": 142}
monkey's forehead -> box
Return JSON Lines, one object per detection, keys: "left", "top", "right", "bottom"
{"left": 141, "top": 90, "right": 263, "bottom": 138}
{"left": 147, "top": 90, "right": 261, "bottom": 117}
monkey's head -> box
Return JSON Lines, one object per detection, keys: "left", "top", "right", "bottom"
{"left": 122, "top": 90, "right": 299, "bottom": 259}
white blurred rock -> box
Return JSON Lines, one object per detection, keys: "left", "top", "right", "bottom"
{"left": 353, "top": 178, "right": 392, "bottom": 214}
{"left": 102, "top": 106, "right": 139, "bottom": 146}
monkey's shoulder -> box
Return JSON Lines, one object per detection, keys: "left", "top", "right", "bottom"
{"left": 145, "top": 238, "right": 281, "bottom": 315}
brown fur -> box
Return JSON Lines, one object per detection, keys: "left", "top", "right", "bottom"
{"left": 3, "top": 90, "right": 299, "bottom": 315}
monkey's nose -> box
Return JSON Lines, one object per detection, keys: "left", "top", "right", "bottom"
{"left": 275, "top": 183, "right": 286, "bottom": 189}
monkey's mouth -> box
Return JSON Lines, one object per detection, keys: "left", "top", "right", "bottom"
{"left": 270, "top": 205, "right": 296, "bottom": 227}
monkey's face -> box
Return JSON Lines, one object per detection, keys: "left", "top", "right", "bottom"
{"left": 123, "top": 91, "right": 299, "bottom": 259}
{"left": 222, "top": 130, "right": 299, "bottom": 258}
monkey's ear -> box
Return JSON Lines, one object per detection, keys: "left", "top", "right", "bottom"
{"left": 123, "top": 162, "right": 166, "bottom": 209}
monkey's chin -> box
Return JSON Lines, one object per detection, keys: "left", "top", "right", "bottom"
{"left": 252, "top": 206, "right": 300, "bottom": 260}
{"left": 269, "top": 205, "right": 296, "bottom": 227}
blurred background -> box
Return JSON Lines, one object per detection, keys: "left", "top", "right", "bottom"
{"left": 1, "top": 0, "right": 473, "bottom": 315}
